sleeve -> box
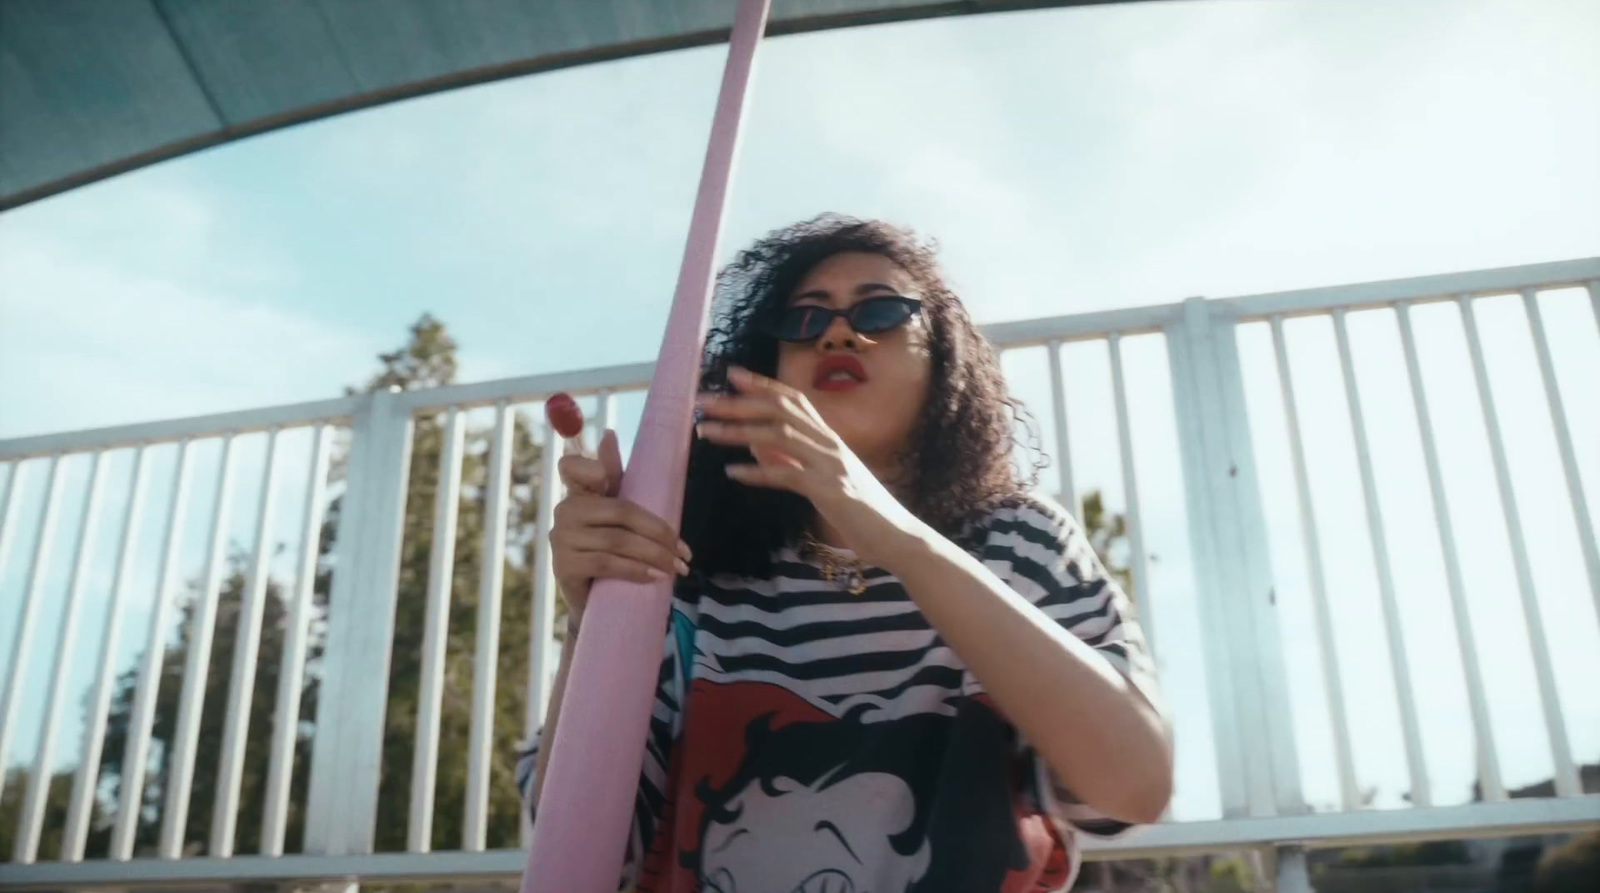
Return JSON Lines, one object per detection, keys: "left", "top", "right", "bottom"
{"left": 515, "top": 612, "right": 685, "bottom": 887}
{"left": 973, "top": 495, "right": 1165, "bottom": 837}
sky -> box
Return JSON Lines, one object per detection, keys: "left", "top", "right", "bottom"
{"left": 0, "top": 0, "right": 1597, "bottom": 832}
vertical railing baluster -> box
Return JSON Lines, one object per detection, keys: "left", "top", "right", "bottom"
{"left": 1107, "top": 333, "right": 1156, "bottom": 652}
{"left": 1521, "top": 289, "right": 1600, "bottom": 629}
{"left": 1457, "top": 294, "right": 1581, "bottom": 797}
{"left": 528, "top": 425, "right": 561, "bottom": 735}
{"left": 464, "top": 401, "right": 514, "bottom": 850}
{"left": 595, "top": 388, "right": 615, "bottom": 441}
{"left": 261, "top": 424, "right": 331, "bottom": 856}
{"left": 1331, "top": 309, "right": 1429, "bottom": 807}
{"left": 1394, "top": 303, "right": 1503, "bottom": 800}
{"left": 1046, "top": 339, "right": 1078, "bottom": 516}
{"left": 65, "top": 446, "right": 152, "bottom": 859}
{"left": 0, "top": 458, "right": 20, "bottom": 809}
{"left": 161, "top": 435, "right": 239, "bottom": 857}
{"left": 409, "top": 408, "right": 467, "bottom": 852}
{"left": 1587, "top": 279, "right": 1600, "bottom": 337}
{"left": 211, "top": 428, "right": 284, "bottom": 857}
{"left": 114, "top": 440, "right": 194, "bottom": 858}
{"left": 1269, "top": 315, "right": 1360, "bottom": 811}
{"left": 15, "top": 451, "right": 108, "bottom": 862}
{"left": 0, "top": 460, "right": 20, "bottom": 589}
{"left": 0, "top": 455, "right": 65, "bottom": 810}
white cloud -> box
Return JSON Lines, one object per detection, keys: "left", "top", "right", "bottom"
{"left": 0, "top": 181, "right": 379, "bottom": 438}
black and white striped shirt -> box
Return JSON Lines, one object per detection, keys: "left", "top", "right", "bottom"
{"left": 518, "top": 494, "right": 1161, "bottom": 892}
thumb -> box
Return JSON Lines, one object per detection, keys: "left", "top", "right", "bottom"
{"left": 599, "top": 429, "right": 624, "bottom": 496}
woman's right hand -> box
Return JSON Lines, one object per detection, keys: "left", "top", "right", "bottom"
{"left": 550, "top": 429, "right": 692, "bottom": 624}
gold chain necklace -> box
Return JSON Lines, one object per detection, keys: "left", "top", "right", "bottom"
{"left": 801, "top": 534, "right": 869, "bottom": 596}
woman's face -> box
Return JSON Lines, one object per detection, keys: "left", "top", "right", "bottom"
{"left": 775, "top": 251, "right": 933, "bottom": 474}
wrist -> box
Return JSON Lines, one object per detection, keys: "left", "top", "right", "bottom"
{"left": 869, "top": 513, "right": 939, "bottom": 578}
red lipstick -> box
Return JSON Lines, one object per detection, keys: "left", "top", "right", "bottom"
{"left": 813, "top": 355, "right": 868, "bottom": 392}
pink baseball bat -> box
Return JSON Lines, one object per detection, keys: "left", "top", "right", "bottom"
{"left": 520, "top": 1, "right": 771, "bottom": 889}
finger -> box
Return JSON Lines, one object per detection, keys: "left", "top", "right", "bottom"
{"left": 565, "top": 526, "right": 689, "bottom": 578}
{"left": 697, "top": 420, "right": 827, "bottom": 464}
{"left": 728, "top": 365, "right": 797, "bottom": 399}
{"left": 558, "top": 454, "right": 610, "bottom": 494}
{"left": 576, "top": 552, "right": 671, "bottom": 585}
{"left": 598, "top": 429, "right": 623, "bottom": 497}
{"left": 695, "top": 393, "right": 784, "bottom": 421}
{"left": 750, "top": 444, "right": 805, "bottom": 471}
{"left": 562, "top": 494, "right": 692, "bottom": 562}
{"left": 699, "top": 392, "right": 830, "bottom": 449}
{"left": 725, "top": 462, "right": 803, "bottom": 491}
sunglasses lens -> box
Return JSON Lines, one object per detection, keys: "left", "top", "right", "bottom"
{"left": 850, "top": 298, "right": 916, "bottom": 333}
{"left": 774, "top": 306, "right": 833, "bottom": 341}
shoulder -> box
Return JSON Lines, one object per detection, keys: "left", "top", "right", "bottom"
{"left": 972, "top": 494, "right": 1111, "bottom": 594}
{"left": 973, "top": 493, "right": 1082, "bottom": 550}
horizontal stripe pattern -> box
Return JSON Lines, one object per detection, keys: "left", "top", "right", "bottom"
{"left": 515, "top": 493, "right": 1160, "bottom": 884}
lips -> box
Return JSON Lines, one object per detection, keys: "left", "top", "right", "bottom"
{"left": 813, "top": 355, "right": 868, "bottom": 391}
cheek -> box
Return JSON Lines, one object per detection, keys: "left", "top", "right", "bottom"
{"left": 883, "top": 331, "right": 934, "bottom": 397}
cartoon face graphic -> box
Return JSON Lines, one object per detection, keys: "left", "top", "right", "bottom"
{"left": 664, "top": 689, "right": 1046, "bottom": 893}
{"left": 699, "top": 766, "right": 932, "bottom": 893}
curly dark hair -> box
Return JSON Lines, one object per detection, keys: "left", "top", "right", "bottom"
{"left": 680, "top": 214, "right": 1042, "bottom": 577}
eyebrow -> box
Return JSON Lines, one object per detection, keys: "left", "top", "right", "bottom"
{"left": 791, "top": 282, "right": 901, "bottom": 303}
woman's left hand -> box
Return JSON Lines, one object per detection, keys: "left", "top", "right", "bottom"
{"left": 695, "top": 366, "right": 923, "bottom": 567}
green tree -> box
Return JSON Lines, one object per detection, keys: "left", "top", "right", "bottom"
{"left": 367, "top": 314, "right": 550, "bottom": 852}
{"left": 0, "top": 557, "right": 317, "bottom": 860}
{"left": 0, "top": 767, "right": 72, "bottom": 861}
{"left": 0, "top": 314, "right": 551, "bottom": 861}
{"left": 1080, "top": 488, "right": 1133, "bottom": 596}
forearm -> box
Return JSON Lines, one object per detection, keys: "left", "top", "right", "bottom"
{"left": 530, "top": 615, "right": 580, "bottom": 807}
{"left": 882, "top": 523, "right": 1172, "bottom": 823}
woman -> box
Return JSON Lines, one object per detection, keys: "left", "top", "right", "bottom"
{"left": 518, "top": 215, "right": 1171, "bottom": 892}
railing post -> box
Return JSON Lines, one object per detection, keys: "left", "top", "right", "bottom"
{"left": 1165, "top": 298, "right": 1303, "bottom": 817}
{"left": 304, "top": 388, "right": 414, "bottom": 855}
{"left": 1274, "top": 846, "right": 1314, "bottom": 893}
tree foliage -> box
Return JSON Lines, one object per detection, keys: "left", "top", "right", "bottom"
{"left": 1, "top": 314, "right": 551, "bottom": 860}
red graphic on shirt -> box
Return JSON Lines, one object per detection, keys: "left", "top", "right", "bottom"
{"left": 635, "top": 681, "right": 1075, "bottom": 892}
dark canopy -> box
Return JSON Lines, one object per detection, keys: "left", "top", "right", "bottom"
{"left": 0, "top": 0, "right": 1152, "bottom": 210}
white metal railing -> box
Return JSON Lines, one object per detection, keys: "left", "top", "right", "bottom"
{"left": 0, "top": 258, "right": 1596, "bottom": 890}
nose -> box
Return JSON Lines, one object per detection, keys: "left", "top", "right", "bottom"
{"left": 816, "top": 313, "right": 863, "bottom": 353}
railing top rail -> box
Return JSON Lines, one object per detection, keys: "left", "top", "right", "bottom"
{"left": 0, "top": 798, "right": 1593, "bottom": 890}
{"left": 5, "top": 258, "right": 1592, "bottom": 462}
{"left": 0, "top": 395, "right": 364, "bottom": 463}
{"left": 1217, "top": 257, "right": 1600, "bottom": 322}
{"left": 978, "top": 301, "right": 1183, "bottom": 348}
{"left": 393, "top": 360, "right": 655, "bottom": 415}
